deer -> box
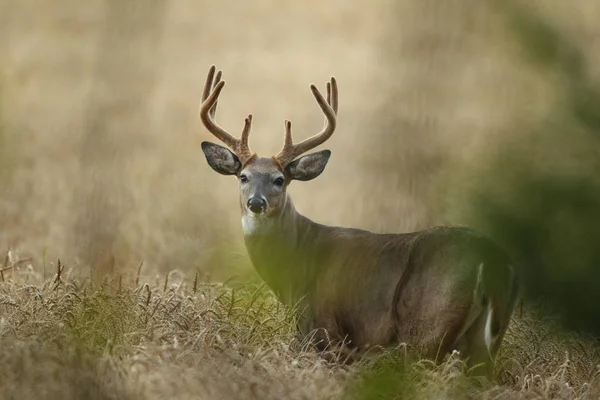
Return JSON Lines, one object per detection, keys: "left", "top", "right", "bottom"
{"left": 197, "top": 65, "right": 519, "bottom": 377}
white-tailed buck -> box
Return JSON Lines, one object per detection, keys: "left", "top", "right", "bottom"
{"left": 198, "top": 65, "right": 519, "bottom": 376}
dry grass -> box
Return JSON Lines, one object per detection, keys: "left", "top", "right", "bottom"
{"left": 0, "top": 263, "right": 345, "bottom": 400}
{"left": 0, "top": 262, "right": 598, "bottom": 400}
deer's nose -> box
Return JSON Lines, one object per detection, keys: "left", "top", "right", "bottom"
{"left": 247, "top": 197, "right": 267, "bottom": 214}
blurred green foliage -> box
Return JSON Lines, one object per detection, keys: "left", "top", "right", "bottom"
{"left": 463, "top": 2, "right": 600, "bottom": 334}
{"left": 370, "top": 0, "right": 600, "bottom": 338}
{"left": 466, "top": 169, "right": 600, "bottom": 332}
{"left": 505, "top": 2, "right": 600, "bottom": 133}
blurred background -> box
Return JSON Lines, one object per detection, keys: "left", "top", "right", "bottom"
{"left": 1, "top": 0, "right": 600, "bottom": 333}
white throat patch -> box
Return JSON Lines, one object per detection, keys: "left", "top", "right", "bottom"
{"left": 241, "top": 214, "right": 273, "bottom": 236}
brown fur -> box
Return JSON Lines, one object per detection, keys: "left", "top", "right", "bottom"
{"left": 232, "top": 158, "right": 519, "bottom": 376}
{"left": 271, "top": 156, "right": 285, "bottom": 173}
{"left": 240, "top": 153, "right": 259, "bottom": 170}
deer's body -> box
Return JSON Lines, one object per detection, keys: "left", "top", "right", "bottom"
{"left": 244, "top": 194, "right": 516, "bottom": 367}
{"left": 197, "top": 65, "right": 519, "bottom": 376}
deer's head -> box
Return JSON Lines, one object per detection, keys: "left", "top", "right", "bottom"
{"left": 199, "top": 65, "right": 338, "bottom": 221}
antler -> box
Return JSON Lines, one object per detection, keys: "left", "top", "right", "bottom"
{"left": 199, "top": 65, "right": 254, "bottom": 163}
{"left": 276, "top": 77, "right": 338, "bottom": 166}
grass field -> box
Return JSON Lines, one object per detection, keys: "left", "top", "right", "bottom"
{"left": 2, "top": 0, "right": 600, "bottom": 398}
{"left": 0, "top": 262, "right": 599, "bottom": 399}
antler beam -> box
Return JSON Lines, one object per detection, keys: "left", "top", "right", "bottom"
{"left": 199, "top": 65, "right": 254, "bottom": 163}
{"left": 275, "top": 77, "right": 338, "bottom": 166}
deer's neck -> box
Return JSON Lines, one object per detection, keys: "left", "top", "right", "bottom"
{"left": 241, "top": 196, "right": 321, "bottom": 306}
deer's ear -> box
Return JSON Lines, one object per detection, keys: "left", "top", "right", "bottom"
{"left": 201, "top": 142, "right": 241, "bottom": 176}
{"left": 286, "top": 150, "right": 331, "bottom": 181}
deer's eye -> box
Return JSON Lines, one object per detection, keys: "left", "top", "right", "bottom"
{"left": 274, "top": 177, "right": 285, "bottom": 187}
{"left": 240, "top": 174, "right": 248, "bottom": 183}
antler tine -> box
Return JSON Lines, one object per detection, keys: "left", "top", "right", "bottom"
{"left": 241, "top": 114, "right": 253, "bottom": 145}
{"left": 283, "top": 119, "right": 293, "bottom": 148}
{"left": 209, "top": 69, "right": 223, "bottom": 119}
{"left": 199, "top": 65, "right": 254, "bottom": 161}
{"left": 201, "top": 65, "right": 215, "bottom": 103}
{"left": 329, "top": 77, "right": 338, "bottom": 114}
{"left": 324, "top": 77, "right": 338, "bottom": 126}
{"left": 276, "top": 77, "right": 338, "bottom": 165}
